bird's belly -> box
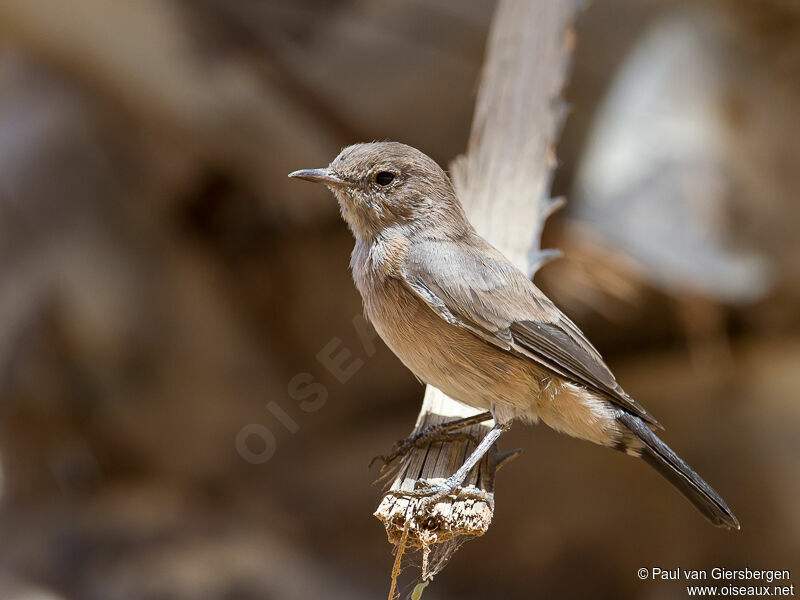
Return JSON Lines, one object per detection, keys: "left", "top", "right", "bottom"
{"left": 365, "top": 280, "right": 541, "bottom": 422}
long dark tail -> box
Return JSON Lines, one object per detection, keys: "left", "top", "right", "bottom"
{"left": 617, "top": 412, "right": 740, "bottom": 530}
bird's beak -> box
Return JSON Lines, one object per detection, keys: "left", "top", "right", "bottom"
{"left": 288, "top": 168, "right": 346, "bottom": 186}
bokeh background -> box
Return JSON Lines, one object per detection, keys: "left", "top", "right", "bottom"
{"left": 0, "top": 0, "right": 798, "bottom": 598}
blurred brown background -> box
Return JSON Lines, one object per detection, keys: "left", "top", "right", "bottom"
{"left": 0, "top": 0, "right": 798, "bottom": 598}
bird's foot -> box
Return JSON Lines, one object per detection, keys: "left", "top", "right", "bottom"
{"left": 369, "top": 416, "right": 487, "bottom": 470}
{"left": 369, "top": 431, "right": 478, "bottom": 470}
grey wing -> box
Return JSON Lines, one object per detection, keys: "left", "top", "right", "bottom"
{"left": 402, "top": 238, "right": 661, "bottom": 428}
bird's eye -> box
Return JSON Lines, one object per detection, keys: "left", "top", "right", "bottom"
{"left": 375, "top": 171, "right": 395, "bottom": 186}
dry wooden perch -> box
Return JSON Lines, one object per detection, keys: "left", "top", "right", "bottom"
{"left": 375, "top": 0, "right": 583, "bottom": 589}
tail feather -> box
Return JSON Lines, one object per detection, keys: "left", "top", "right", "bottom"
{"left": 617, "top": 412, "right": 740, "bottom": 530}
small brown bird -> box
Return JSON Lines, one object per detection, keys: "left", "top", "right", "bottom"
{"left": 290, "top": 141, "right": 739, "bottom": 529}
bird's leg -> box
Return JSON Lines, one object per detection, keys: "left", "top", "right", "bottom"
{"left": 369, "top": 411, "right": 493, "bottom": 469}
{"left": 388, "top": 421, "right": 511, "bottom": 504}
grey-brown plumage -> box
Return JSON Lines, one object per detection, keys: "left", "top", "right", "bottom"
{"left": 289, "top": 141, "right": 739, "bottom": 530}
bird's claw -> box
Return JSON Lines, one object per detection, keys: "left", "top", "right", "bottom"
{"left": 369, "top": 430, "right": 479, "bottom": 471}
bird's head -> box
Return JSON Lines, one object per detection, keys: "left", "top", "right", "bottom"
{"left": 290, "top": 142, "right": 468, "bottom": 240}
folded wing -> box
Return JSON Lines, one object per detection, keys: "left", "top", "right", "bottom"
{"left": 401, "top": 236, "right": 661, "bottom": 428}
